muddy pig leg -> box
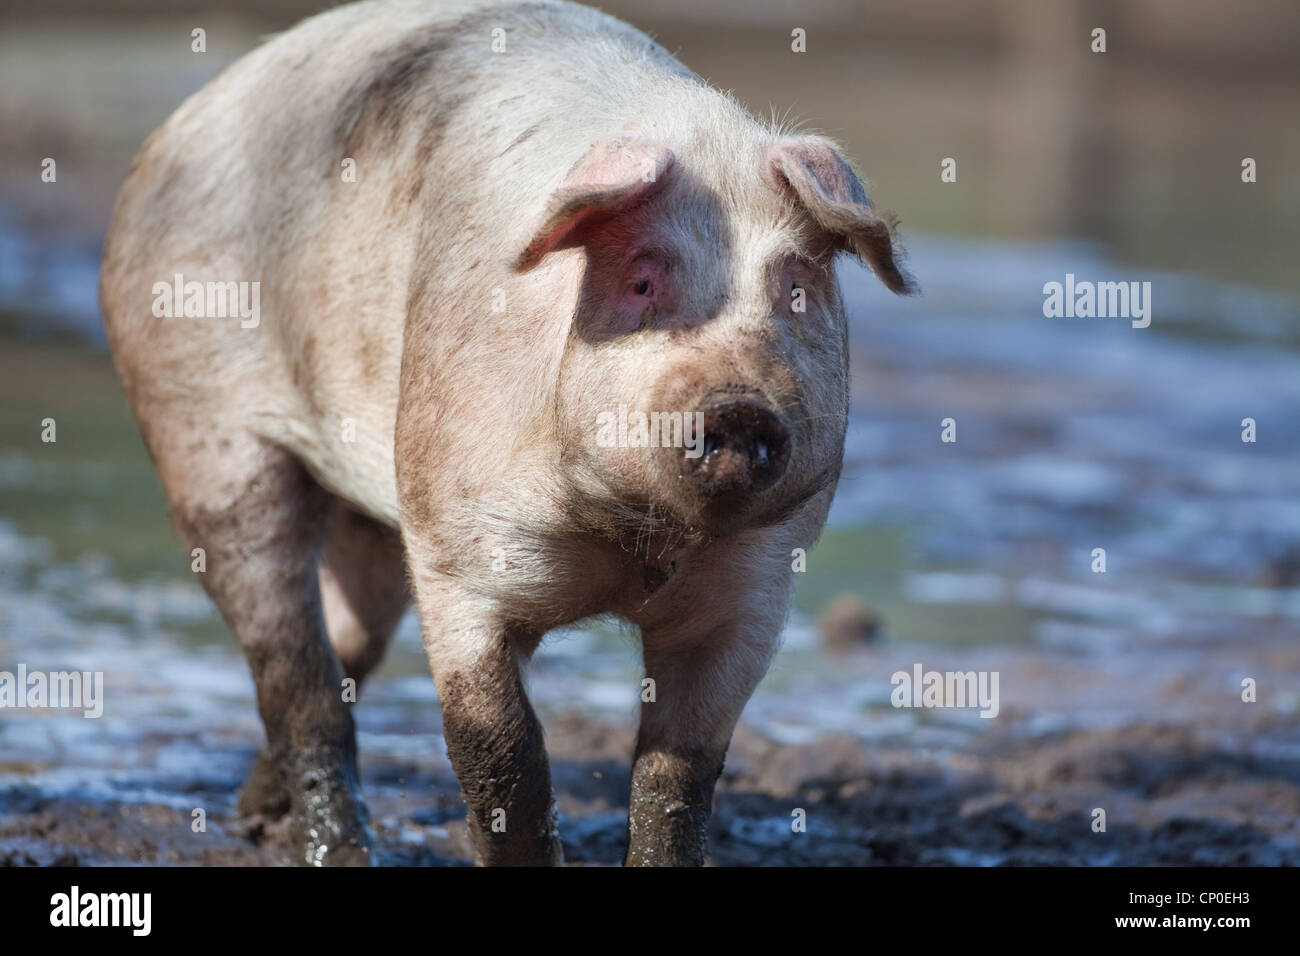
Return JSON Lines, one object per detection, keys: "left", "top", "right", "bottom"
{"left": 157, "top": 430, "right": 372, "bottom": 865}
{"left": 412, "top": 577, "right": 562, "bottom": 866}
{"left": 625, "top": 548, "right": 792, "bottom": 866}
{"left": 239, "top": 498, "right": 408, "bottom": 822}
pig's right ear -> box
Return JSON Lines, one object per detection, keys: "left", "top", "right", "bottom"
{"left": 514, "top": 140, "right": 675, "bottom": 271}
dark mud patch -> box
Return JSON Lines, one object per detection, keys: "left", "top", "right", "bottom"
{"left": 4, "top": 713, "right": 1296, "bottom": 866}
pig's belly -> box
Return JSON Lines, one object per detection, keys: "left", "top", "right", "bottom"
{"left": 256, "top": 378, "right": 403, "bottom": 530}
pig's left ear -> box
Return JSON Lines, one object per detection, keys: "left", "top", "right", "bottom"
{"left": 767, "top": 137, "right": 917, "bottom": 295}
{"left": 515, "top": 140, "right": 675, "bottom": 271}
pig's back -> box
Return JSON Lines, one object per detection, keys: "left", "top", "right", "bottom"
{"left": 101, "top": 0, "right": 723, "bottom": 524}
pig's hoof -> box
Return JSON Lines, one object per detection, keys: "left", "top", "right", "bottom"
{"left": 237, "top": 749, "right": 291, "bottom": 821}
{"left": 287, "top": 754, "right": 375, "bottom": 866}
{"left": 290, "top": 816, "right": 374, "bottom": 866}
{"left": 289, "top": 802, "right": 374, "bottom": 866}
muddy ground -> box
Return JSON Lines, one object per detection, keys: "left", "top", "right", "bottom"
{"left": 3, "top": 632, "right": 1298, "bottom": 866}
{"left": 5, "top": 718, "right": 1298, "bottom": 866}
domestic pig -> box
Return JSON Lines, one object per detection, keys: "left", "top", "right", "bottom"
{"left": 99, "top": 0, "right": 914, "bottom": 866}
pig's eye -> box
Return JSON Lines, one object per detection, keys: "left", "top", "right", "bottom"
{"left": 633, "top": 278, "right": 653, "bottom": 296}
{"left": 777, "top": 257, "right": 822, "bottom": 312}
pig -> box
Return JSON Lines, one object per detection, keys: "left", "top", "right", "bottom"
{"left": 99, "top": 0, "right": 914, "bottom": 866}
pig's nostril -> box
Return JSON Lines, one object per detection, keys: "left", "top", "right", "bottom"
{"left": 680, "top": 400, "right": 790, "bottom": 497}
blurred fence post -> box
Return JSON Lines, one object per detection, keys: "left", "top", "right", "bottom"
{"left": 990, "top": 0, "right": 1117, "bottom": 240}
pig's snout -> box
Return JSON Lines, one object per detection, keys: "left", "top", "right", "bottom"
{"left": 680, "top": 400, "right": 790, "bottom": 497}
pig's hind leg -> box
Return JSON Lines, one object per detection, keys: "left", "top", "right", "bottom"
{"left": 319, "top": 500, "right": 410, "bottom": 685}
{"left": 239, "top": 499, "right": 409, "bottom": 824}
{"left": 152, "top": 427, "right": 374, "bottom": 865}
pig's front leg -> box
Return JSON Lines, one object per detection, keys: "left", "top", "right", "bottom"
{"left": 626, "top": 564, "right": 790, "bottom": 866}
{"left": 414, "top": 579, "right": 562, "bottom": 866}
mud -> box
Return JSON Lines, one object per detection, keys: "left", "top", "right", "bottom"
{"left": 3, "top": 618, "right": 1297, "bottom": 867}
{"left": 4, "top": 708, "right": 1297, "bottom": 866}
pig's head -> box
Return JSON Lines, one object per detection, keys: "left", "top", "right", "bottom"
{"left": 515, "top": 133, "right": 914, "bottom": 545}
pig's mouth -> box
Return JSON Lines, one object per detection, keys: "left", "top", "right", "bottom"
{"left": 573, "top": 444, "right": 832, "bottom": 577}
{"left": 680, "top": 459, "right": 835, "bottom": 539}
